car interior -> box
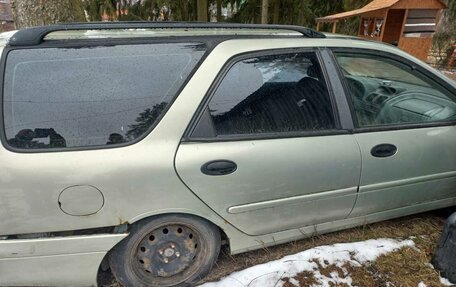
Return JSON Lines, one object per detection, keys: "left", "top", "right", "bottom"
{"left": 211, "top": 54, "right": 335, "bottom": 135}
{"left": 338, "top": 56, "right": 456, "bottom": 127}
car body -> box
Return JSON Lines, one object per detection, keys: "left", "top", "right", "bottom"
{"left": 0, "top": 22, "right": 455, "bottom": 287}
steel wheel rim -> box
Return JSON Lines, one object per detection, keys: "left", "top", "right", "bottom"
{"left": 133, "top": 223, "right": 202, "bottom": 282}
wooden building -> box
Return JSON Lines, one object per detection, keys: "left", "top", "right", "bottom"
{"left": 316, "top": 0, "right": 447, "bottom": 62}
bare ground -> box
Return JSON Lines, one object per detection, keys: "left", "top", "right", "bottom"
{"left": 99, "top": 208, "right": 456, "bottom": 287}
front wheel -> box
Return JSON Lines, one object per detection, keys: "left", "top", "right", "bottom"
{"left": 109, "top": 214, "right": 221, "bottom": 287}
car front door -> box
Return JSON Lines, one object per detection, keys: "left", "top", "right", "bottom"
{"left": 175, "top": 50, "right": 361, "bottom": 236}
{"left": 331, "top": 49, "right": 456, "bottom": 217}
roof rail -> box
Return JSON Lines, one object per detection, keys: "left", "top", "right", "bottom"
{"left": 8, "top": 21, "right": 325, "bottom": 46}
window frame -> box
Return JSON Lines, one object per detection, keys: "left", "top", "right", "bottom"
{"left": 329, "top": 47, "right": 456, "bottom": 133}
{"left": 0, "top": 38, "right": 211, "bottom": 153}
{"left": 184, "top": 48, "right": 350, "bottom": 142}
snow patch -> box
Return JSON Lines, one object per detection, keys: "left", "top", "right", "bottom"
{"left": 199, "top": 238, "right": 414, "bottom": 287}
{"left": 440, "top": 276, "right": 455, "bottom": 286}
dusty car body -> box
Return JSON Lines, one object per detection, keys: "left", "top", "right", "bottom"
{"left": 0, "top": 22, "right": 455, "bottom": 287}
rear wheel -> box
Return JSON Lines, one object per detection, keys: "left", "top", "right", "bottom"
{"left": 109, "top": 214, "right": 221, "bottom": 287}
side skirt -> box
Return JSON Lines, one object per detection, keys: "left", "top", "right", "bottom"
{"left": 227, "top": 197, "right": 456, "bottom": 255}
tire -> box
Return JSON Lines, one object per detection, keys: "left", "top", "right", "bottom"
{"left": 109, "top": 214, "right": 221, "bottom": 287}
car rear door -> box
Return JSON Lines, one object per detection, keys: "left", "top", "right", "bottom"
{"left": 175, "top": 49, "right": 361, "bottom": 236}
{"left": 331, "top": 49, "right": 456, "bottom": 217}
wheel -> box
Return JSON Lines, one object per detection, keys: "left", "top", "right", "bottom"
{"left": 109, "top": 214, "right": 221, "bottom": 287}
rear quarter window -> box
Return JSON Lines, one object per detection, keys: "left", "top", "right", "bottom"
{"left": 3, "top": 43, "right": 206, "bottom": 150}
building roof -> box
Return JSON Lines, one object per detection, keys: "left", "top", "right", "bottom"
{"left": 0, "top": 2, "right": 13, "bottom": 22}
{"left": 316, "top": 0, "right": 447, "bottom": 22}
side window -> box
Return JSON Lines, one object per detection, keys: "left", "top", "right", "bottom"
{"left": 334, "top": 52, "right": 456, "bottom": 128}
{"left": 3, "top": 43, "right": 206, "bottom": 150}
{"left": 204, "top": 52, "right": 336, "bottom": 136}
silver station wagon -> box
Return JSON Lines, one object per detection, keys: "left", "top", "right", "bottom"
{"left": 0, "top": 22, "right": 455, "bottom": 287}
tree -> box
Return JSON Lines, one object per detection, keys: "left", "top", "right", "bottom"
{"left": 339, "top": 0, "right": 371, "bottom": 35}
{"left": 216, "top": 0, "right": 223, "bottom": 21}
{"left": 197, "top": 0, "right": 208, "bottom": 21}
{"left": 433, "top": 0, "right": 456, "bottom": 66}
{"left": 84, "top": 0, "right": 118, "bottom": 21}
{"left": 261, "top": 0, "right": 268, "bottom": 24}
{"left": 437, "top": 0, "right": 456, "bottom": 36}
{"left": 231, "top": 0, "right": 334, "bottom": 27}
{"left": 126, "top": 103, "right": 167, "bottom": 140}
{"left": 229, "top": 0, "right": 260, "bottom": 24}
{"left": 12, "top": 0, "right": 86, "bottom": 29}
{"left": 84, "top": 0, "right": 199, "bottom": 22}
{"left": 272, "top": 0, "right": 279, "bottom": 23}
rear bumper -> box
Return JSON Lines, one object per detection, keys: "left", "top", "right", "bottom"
{"left": 0, "top": 233, "right": 127, "bottom": 286}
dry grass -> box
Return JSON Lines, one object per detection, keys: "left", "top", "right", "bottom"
{"left": 282, "top": 271, "right": 319, "bottom": 287}
{"left": 204, "top": 210, "right": 453, "bottom": 284}
{"left": 279, "top": 242, "right": 448, "bottom": 287}
{"left": 99, "top": 209, "right": 455, "bottom": 287}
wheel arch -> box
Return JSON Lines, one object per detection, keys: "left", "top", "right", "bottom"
{"left": 127, "top": 209, "right": 231, "bottom": 245}
{"left": 127, "top": 210, "right": 231, "bottom": 246}
{"left": 99, "top": 211, "right": 228, "bottom": 286}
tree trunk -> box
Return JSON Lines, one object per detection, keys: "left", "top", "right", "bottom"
{"left": 150, "top": 0, "right": 156, "bottom": 20}
{"left": 273, "top": 0, "right": 280, "bottom": 24}
{"left": 12, "top": 0, "right": 86, "bottom": 29}
{"left": 183, "top": 0, "right": 189, "bottom": 21}
{"left": 216, "top": 0, "right": 222, "bottom": 22}
{"left": 197, "top": 0, "right": 208, "bottom": 21}
{"left": 261, "top": 0, "right": 268, "bottom": 24}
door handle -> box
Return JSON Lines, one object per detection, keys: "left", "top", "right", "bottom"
{"left": 201, "top": 160, "right": 237, "bottom": 176}
{"left": 371, "top": 144, "right": 397, "bottom": 158}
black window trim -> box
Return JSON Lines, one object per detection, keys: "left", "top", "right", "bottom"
{"left": 319, "top": 47, "right": 354, "bottom": 130}
{"left": 328, "top": 47, "right": 456, "bottom": 133}
{"left": 183, "top": 47, "right": 348, "bottom": 142}
{"left": 0, "top": 38, "right": 212, "bottom": 153}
